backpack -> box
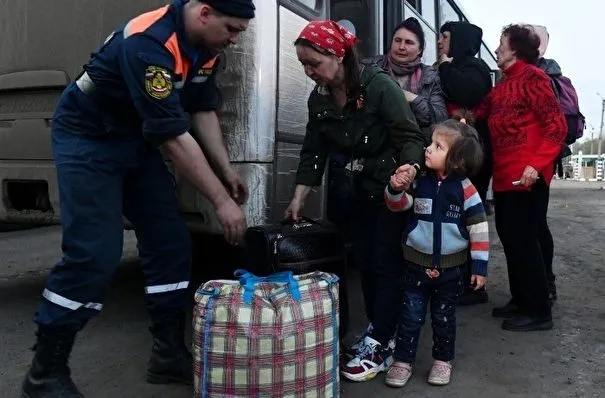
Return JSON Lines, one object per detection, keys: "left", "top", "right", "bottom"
{"left": 550, "top": 74, "right": 585, "bottom": 145}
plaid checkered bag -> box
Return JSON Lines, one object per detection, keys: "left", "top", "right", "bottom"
{"left": 193, "top": 269, "right": 340, "bottom": 398}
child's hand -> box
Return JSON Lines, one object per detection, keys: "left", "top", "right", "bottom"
{"left": 390, "top": 173, "right": 411, "bottom": 192}
{"left": 471, "top": 275, "right": 486, "bottom": 290}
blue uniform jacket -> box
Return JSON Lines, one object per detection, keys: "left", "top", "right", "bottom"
{"left": 53, "top": 0, "right": 220, "bottom": 146}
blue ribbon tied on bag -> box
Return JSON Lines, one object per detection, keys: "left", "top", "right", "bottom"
{"left": 233, "top": 269, "right": 302, "bottom": 305}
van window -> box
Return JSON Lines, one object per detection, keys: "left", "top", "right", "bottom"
{"left": 331, "top": 0, "right": 380, "bottom": 59}
{"left": 404, "top": 4, "right": 437, "bottom": 65}
{"left": 440, "top": 0, "right": 461, "bottom": 24}
{"left": 421, "top": 0, "right": 436, "bottom": 29}
{"left": 295, "top": 0, "right": 319, "bottom": 10}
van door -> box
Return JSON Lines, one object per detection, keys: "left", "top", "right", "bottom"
{"left": 273, "top": 1, "right": 329, "bottom": 222}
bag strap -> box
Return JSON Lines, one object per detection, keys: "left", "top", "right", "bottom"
{"left": 234, "top": 269, "right": 302, "bottom": 304}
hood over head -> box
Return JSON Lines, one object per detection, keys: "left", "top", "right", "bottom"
{"left": 440, "top": 21, "right": 483, "bottom": 58}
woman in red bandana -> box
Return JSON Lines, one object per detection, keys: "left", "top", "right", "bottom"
{"left": 284, "top": 20, "right": 426, "bottom": 382}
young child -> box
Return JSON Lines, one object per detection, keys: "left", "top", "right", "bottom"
{"left": 383, "top": 114, "right": 489, "bottom": 388}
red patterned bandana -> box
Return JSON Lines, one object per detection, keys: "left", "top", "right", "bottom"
{"left": 297, "top": 20, "right": 357, "bottom": 58}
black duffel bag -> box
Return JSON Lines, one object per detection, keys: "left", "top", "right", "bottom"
{"left": 243, "top": 218, "right": 349, "bottom": 338}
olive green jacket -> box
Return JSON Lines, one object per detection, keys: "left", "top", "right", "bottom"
{"left": 295, "top": 64, "right": 427, "bottom": 201}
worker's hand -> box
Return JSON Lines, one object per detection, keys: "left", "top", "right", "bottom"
{"left": 470, "top": 275, "right": 487, "bottom": 290}
{"left": 222, "top": 168, "right": 249, "bottom": 205}
{"left": 215, "top": 198, "right": 246, "bottom": 245}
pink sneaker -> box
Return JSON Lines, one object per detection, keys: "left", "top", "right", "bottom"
{"left": 427, "top": 360, "right": 452, "bottom": 386}
{"left": 384, "top": 361, "right": 413, "bottom": 388}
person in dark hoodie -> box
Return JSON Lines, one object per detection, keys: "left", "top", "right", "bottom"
{"left": 437, "top": 21, "right": 493, "bottom": 306}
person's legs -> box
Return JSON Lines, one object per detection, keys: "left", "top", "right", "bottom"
{"left": 392, "top": 265, "right": 430, "bottom": 363}
{"left": 22, "top": 130, "right": 127, "bottom": 397}
{"left": 430, "top": 266, "right": 463, "bottom": 363}
{"left": 532, "top": 179, "right": 556, "bottom": 301}
{"left": 369, "top": 208, "right": 407, "bottom": 347}
{"left": 492, "top": 191, "right": 524, "bottom": 316}
{"left": 495, "top": 189, "right": 552, "bottom": 331}
{"left": 384, "top": 265, "right": 430, "bottom": 388}
{"left": 427, "top": 266, "right": 463, "bottom": 386}
{"left": 123, "top": 147, "right": 193, "bottom": 385}
{"left": 341, "top": 204, "right": 406, "bottom": 381}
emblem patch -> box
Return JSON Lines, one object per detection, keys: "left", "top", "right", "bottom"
{"left": 414, "top": 198, "right": 433, "bottom": 215}
{"left": 145, "top": 66, "right": 173, "bottom": 100}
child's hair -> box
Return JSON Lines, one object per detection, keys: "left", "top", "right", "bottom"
{"left": 433, "top": 110, "right": 484, "bottom": 177}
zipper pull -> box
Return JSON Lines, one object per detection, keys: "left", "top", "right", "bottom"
{"left": 273, "top": 234, "right": 282, "bottom": 254}
{"left": 364, "top": 136, "right": 368, "bottom": 144}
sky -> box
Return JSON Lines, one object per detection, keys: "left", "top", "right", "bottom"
{"left": 458, "top": 0, "right": 603, "bottom": 143}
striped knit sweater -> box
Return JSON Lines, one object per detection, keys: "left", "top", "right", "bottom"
{"left": 385, "top": 173, "right": 489, "bottom": 276}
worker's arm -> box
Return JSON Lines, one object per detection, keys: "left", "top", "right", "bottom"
{"left": 191, "top": 111, "right": 249, "bottom": 204}
{"left": 118, "top": 33, "right": 245, "bottom": 243}
{"left": 162, "top": 132, "right": 245, "bottom": 244}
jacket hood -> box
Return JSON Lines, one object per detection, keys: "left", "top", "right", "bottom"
{"left": 530, "top": 25, "right": 549, "bottom": 57}
{"left": 536, "top": 58, "right": 562, "bottom": 75}
{"left": 440, "top": 21, "right": 483, "bottom": 58}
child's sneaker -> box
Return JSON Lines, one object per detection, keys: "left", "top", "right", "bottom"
{"left": 427, "top": 360, "right": 452, "bottom": 386}
{"left": 384, "top": 361, "right": 413, "bottom": 388}
{"left": 340, "top": 336, "right": 392, "bottom": 382}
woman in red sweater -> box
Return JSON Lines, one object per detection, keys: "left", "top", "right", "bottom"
{"left": 474, "top": 24, "right": 566, "bottom": 332}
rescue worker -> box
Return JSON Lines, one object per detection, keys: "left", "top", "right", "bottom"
{"left": 21, "top": 1, "right": 255, "bottom": 397}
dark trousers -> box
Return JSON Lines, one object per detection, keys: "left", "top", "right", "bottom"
{"left": 471, "top": 120, "right": 493, "bottom": 204}
{"left": 394, "top": 264, "right": 464, "bottom": 363}
{"left": 350, "top": 198, "right": 406, "bottom": 347}
{"left": 34, "top": 127, "right": 191, "bottom": 330}
{"left": 494, "top": 179, "right": 553, "bottom": 318}
{"left": 464, "top": 123, "right": 493, "bottom": 291}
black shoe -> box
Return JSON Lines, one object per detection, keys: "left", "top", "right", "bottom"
{"left": 147, "top": 312, "right": 193, "bottom": 385}
{"left": 492, "top": 301, "right": 521, "bottom": 318}
{"left": 458, "top": 287, "right": 489, "bottom": 306}
{"left": 547, "top": 281, "right": 557, "bottom": 302}
{"left": 21, "top": 326, "right": 84, "bottom": 398}
{"left": 502, "top": 315, "right": 553, "bottom": 332}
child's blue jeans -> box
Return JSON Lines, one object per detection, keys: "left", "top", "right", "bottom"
{"left": 393, "top": 262, "right": 465, "bottom": 363}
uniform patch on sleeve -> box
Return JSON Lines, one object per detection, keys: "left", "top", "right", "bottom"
{"left": 145, "top": 66, "right": 173, "bottom": 99}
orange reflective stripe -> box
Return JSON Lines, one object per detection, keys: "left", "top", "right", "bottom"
{"left": 124, "top": 5, "right": 169, "bottom": 38}
{"left": 201, "top": 56, "right": 218, "bottom": 69}
{"left": 164, "top": 32, "right": 191, "bottom": 78}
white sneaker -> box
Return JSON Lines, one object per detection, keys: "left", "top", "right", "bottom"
{"left": 340, "top": 336, "right": 392, "bottom": 382}
{"left": 344, "top": 323, "right": 373, "bottom": 359}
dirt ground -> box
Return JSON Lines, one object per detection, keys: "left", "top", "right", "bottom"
{"left": 0, "top": 180, "right": 604, "bottom": 397}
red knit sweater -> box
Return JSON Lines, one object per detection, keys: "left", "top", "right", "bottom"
{"left": 474, "top": 60, "right": 567, "bottom": 192}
